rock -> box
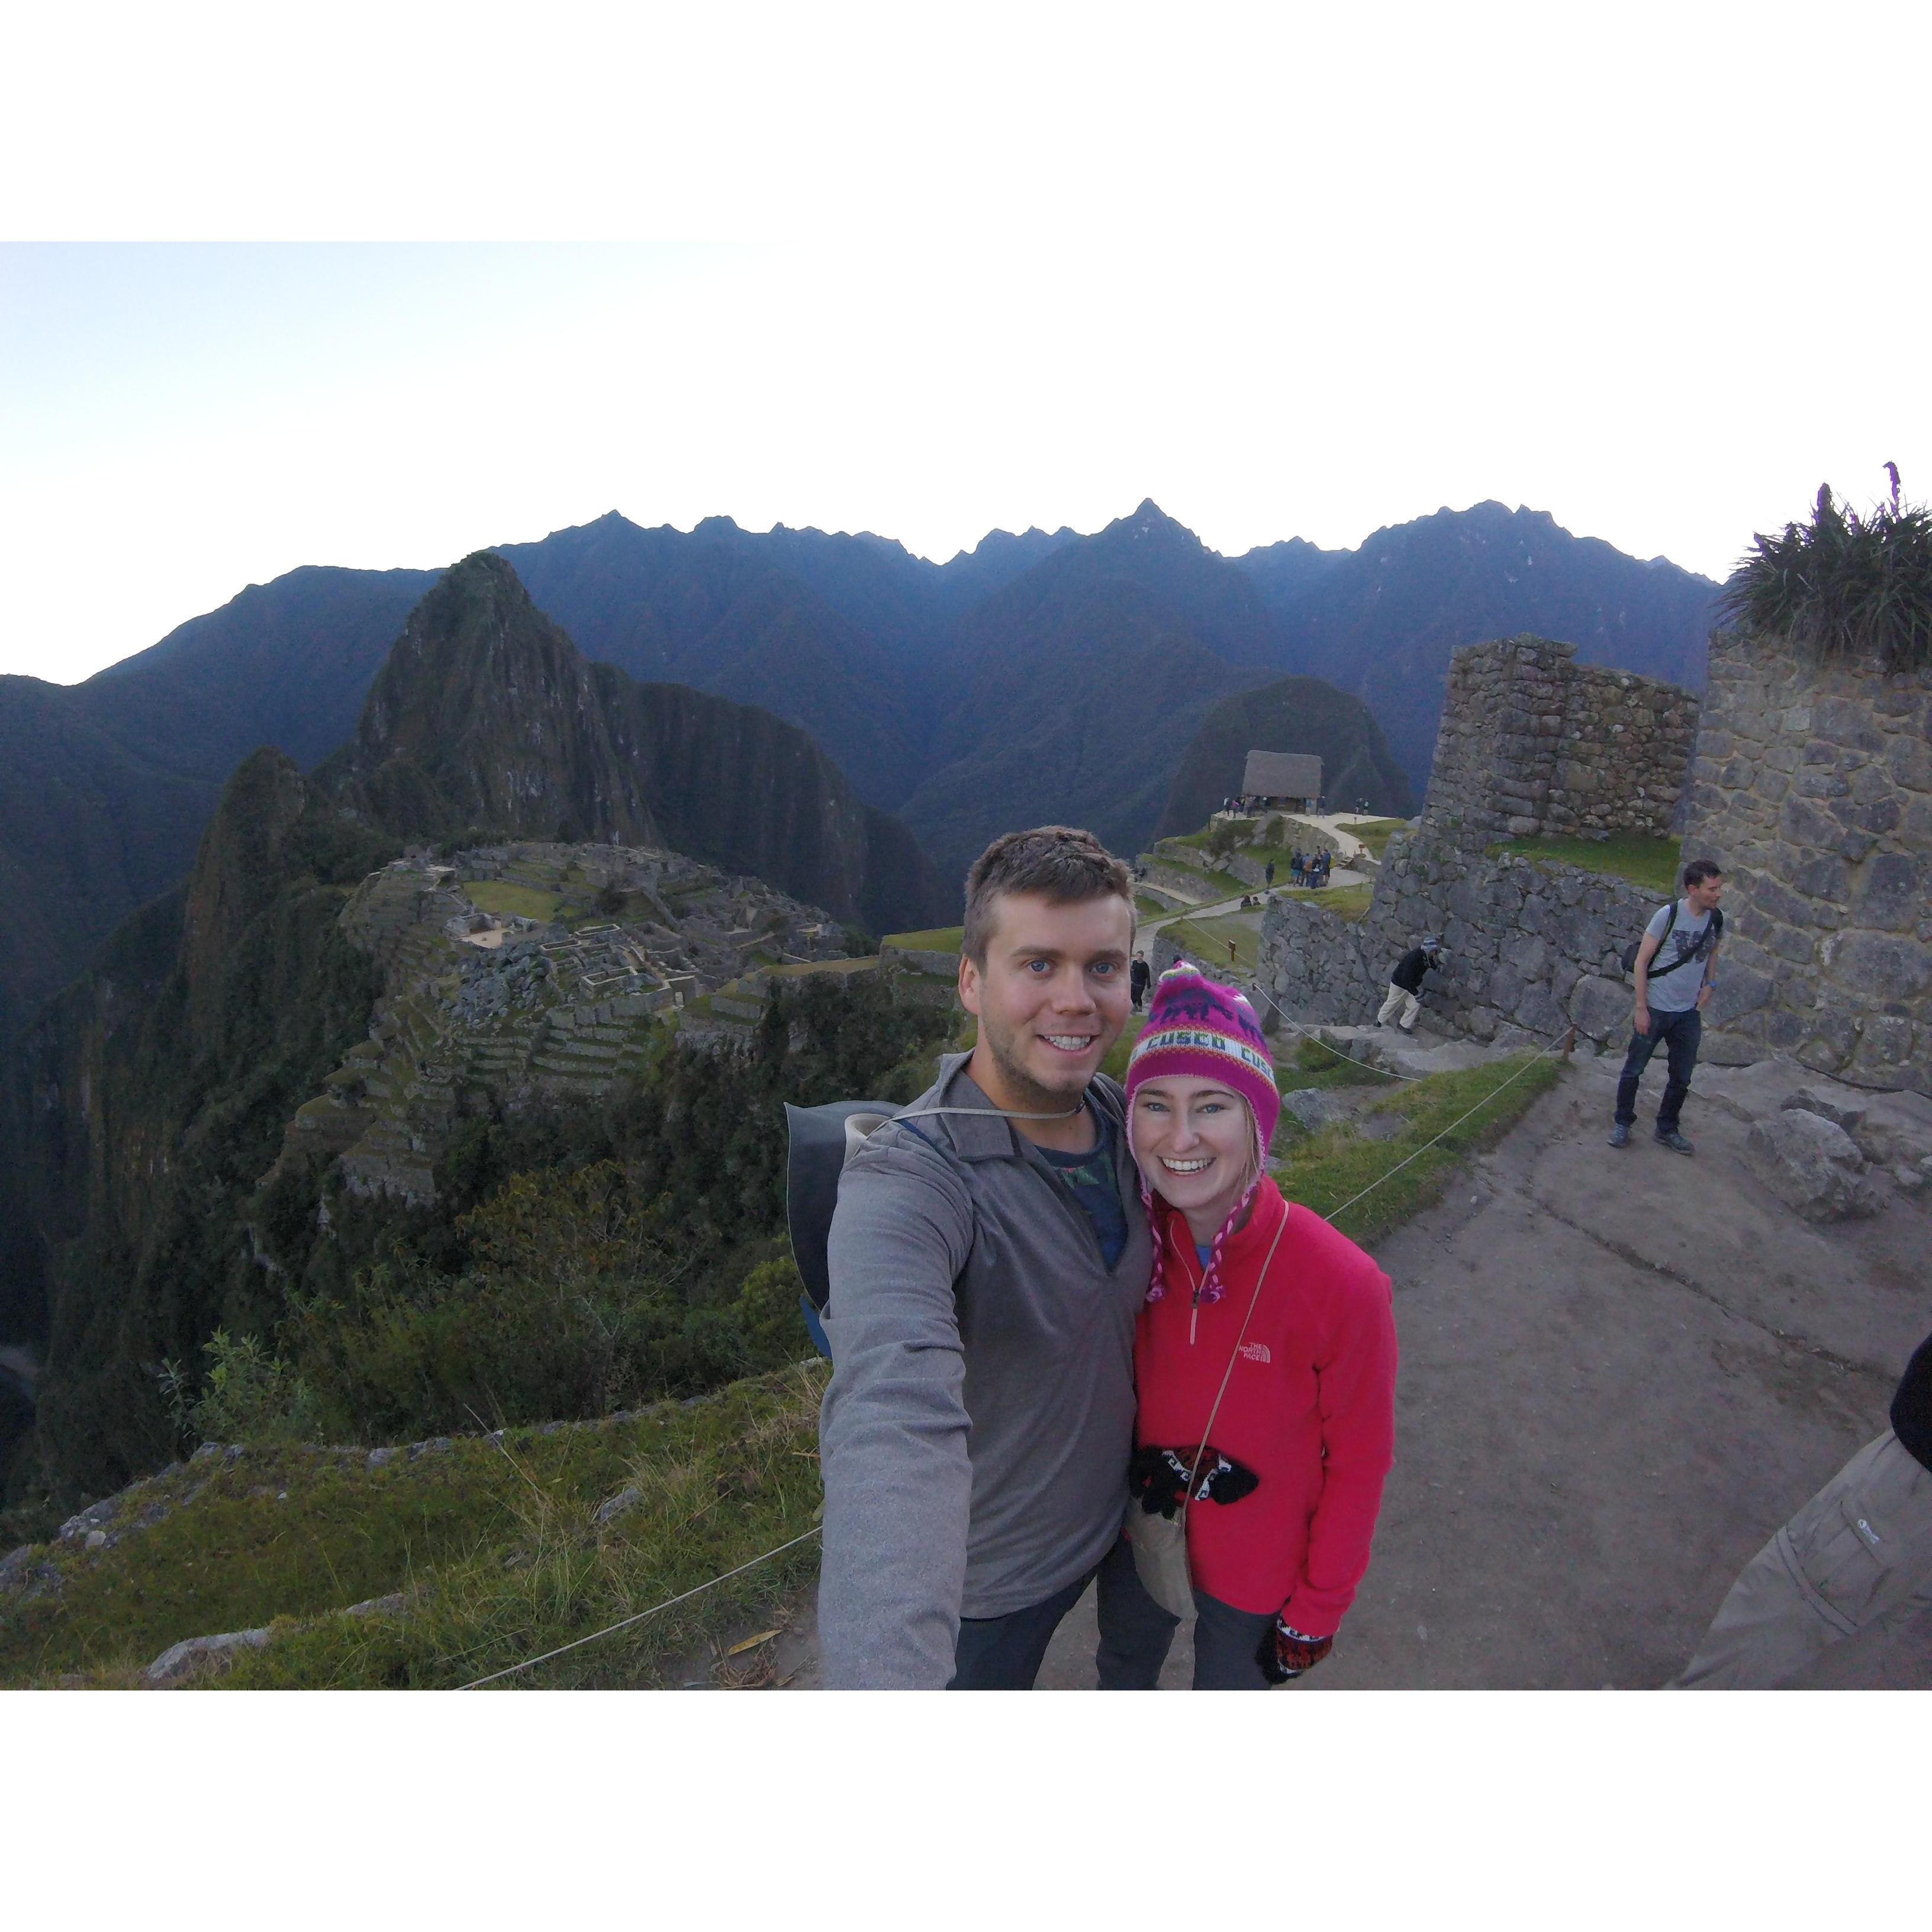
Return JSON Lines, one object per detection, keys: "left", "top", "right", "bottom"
{"left": 1355, "top": 1111, "right": 1404, "bottom": 1141}
{"left": 84, "top": 1529, "right": 108, "bottom": 1551}
{"left": 1281, "top": 1089, "right": 1358, "bottom": 1132}
{"left": 407, "top": 1436, "right": 453, "bottom": 1460}
{"left": 594, "top": 1485, "right": 645, "bottom": 1527}
{"left": 57, "top": 1496, "right": 122, "bottom": 1543}
{"left": 1785, "top": 1084, "right": 1932, "bottom": 1167}
{"left": 1782, "top": 1083, "right": 1870, "bottom": 1132}
{"left": 1849, "top": 1095, "right": 1932, "bottom": 1169}
{"left": 142, "top": 1627, "right": 272, "bottom": 1687}
{"left": 343, "top": 1592, "right": 407, "bottom": 1618}
{"left": 0, "top": 1544, "right": 35, "bottom": 1596}
{"left": 1693, "top": 1059, "right": 1820, "bottom": 1125}
{"left": 1567, "top": 974, "right": 1631, "bottom": 1046}
{"left": 366, "top": 1446, "right": 398, "bottom": 1469}
{"left": 1744, "top": 1111, "right": 1885, "bottom": 1222}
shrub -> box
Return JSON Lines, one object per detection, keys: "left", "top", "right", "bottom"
{"left": 157, "top": 1329, "right": 327, "bottom": 1447}
{"left": 1720, "top": 476, "right": 1932, "bottom": 671}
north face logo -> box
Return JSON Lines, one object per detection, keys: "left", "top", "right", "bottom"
{"left": 1237, "top": 1341, "right": 1271, "bottom": 1364}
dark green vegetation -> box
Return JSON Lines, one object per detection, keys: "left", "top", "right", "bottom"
{"left": 1243, "top": 501, "right": 1719, "bottom": 799}
{"left": 1155, "top": 673, "right": 1413, "bottom": 836}
{"left": 1490, "top": 831, "right": 1683, "bottom": 897}
{"left": 11, "top": 778, "right": 942, "bottom": 1500}
{"left": 5, "top": 561, "right": 953, "bottom": 1506}
{"left": 1345, "top": 817, "right": 1410, "bottom": 862}
{"left": 1719, "top": 479, "right": 1932, "bottom": 672}
{"left": 1273, "top": 1050, "right": 1566, "bottom": 1247}
{"left": 1, "top": 1364, "right": 829, "bottom": 1689}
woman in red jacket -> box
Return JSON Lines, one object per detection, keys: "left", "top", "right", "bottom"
{"left": 1098, "top": 961, "right": 1399, "bottom": 1690}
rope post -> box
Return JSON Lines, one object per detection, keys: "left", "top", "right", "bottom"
{"left": 1563, "top": 1025, "right": 1576, "bottom": 1060}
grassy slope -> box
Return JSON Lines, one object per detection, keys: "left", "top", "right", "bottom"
{"left": 3, "top": 1364, "right": 827, "bottom": 1689}
{"left": 881, "top": 926, "right": 964, "bottom": 952}
{"left": 1490, "top": 832, "right": 1680, "bottom": 896}
{"left": 1347, "top": 817, "right": 1410, "bottom": 861}
{"left": 464, "top": 880, "right": 564, "bottom": 922}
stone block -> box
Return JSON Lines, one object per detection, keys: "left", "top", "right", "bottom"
{"left": 1743, "top": 1110, "right": 1884, "bottom": 1222}
{"left": 1280, "top": 1088, "right": 1360, "bottom": 1134}
{"left": 1851, "top": 851, "right": 1923, "bottom": 931}
{"left": 1569, "top": 974, "right": 1631, "bottom": 1045}
{"left": 1825, "top": 931, "right": 1932, "bottom": 1002}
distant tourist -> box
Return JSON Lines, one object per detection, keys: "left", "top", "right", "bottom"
{"left": 1264, "top": 859, "right": 1276, "bottom": 888}
{"left": 818, "top": 826, "right": 1152, "bottom": 1687}
{"left": 1131, "top": 953, "right": 1151, "bottom": 1011}
{"left": 1609, "top": 860, "right": 1725, "bottom": 1155}
{"left": 1101, "top": 962, "right": 1398, "bottom": 1688}
{"left": 1290, "top": 850, "right": 1306, "bottom": 887}
{"left": 1676, "top": 1327, "right": 1932, "bottom": 1687}
{"left": 1377, "top": 935, "right": 1445, "bottom": 1034}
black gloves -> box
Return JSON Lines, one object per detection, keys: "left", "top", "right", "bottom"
{"left": 1256, "top": 1617, "right": 1334, "bottom": 1683}
{"left": 1129, "top": 1444, "right": 1261, "bottom": 1519}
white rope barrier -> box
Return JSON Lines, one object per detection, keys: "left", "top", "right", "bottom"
{"left": 457, "top": 1524, "right": 823, "bottom": 1690}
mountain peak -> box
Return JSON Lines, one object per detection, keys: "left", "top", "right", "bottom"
{"left": 341, "top": 551, "right": 658, "bottom": 848}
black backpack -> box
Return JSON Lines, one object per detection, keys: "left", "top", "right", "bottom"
{"left": 1621, "top": 901, "right": 1723, "bottom": 978}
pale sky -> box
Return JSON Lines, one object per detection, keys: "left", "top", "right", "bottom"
{"left": 3, "top": 3, "right": 1928, "bottom": 684}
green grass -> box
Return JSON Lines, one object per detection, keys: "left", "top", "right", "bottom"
{"left": 1281, "top": 882, "right": 1374, "bottom": 922}
{"left": 767, "top": 955, "right": 879, "bottom": 978}
{"left": 1344, "top": 817, "right": 1409, "bottom": 861}
{"left": 1490, "top": 832, "right": 1681, "bottom": 897}
{"left": 1144, "top": 848, "right": 1234, "bottom": 898}
{"left": 465, "top": 880, "right": 564, "bottom": 923}
{"left": 4, "top": 1364, "right": 830, "bottom": 1690}
{"left": 1134, "top": 893, "right": 1175, "bottom": 919}
{"left": 1272, "top": 1051, "right": 1565, "bottom": 1247}
{"left": 881, "top": 926, "right": 964, "bottom": 954}
{"left": 1165, "top": 913, "right": 1261, "bottom": 974}
{"left": 1276, "top": 1035, "right": 1398, "bottom": 1093}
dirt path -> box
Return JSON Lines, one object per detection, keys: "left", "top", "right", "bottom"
{"left": 703, "top": 1048, "right": 1930, "bottom": 1689}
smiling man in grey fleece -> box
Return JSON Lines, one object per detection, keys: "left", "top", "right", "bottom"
{"left": 817, "top": 826, "right": 1154, "bottom": 1688}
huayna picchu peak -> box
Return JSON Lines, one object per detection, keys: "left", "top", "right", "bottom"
{"left": 320, "top": 550, "right": 951, "bottom": 938}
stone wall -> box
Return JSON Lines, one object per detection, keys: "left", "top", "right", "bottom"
{"left": 1679, "top": 630, "right": 1931, "bottom": 1094}
{"left": 1257, "top": 826, "right": 1659, "bottom": 1049}
{"left": 1425, "top": 636, "right": 1699, "bottom": 844}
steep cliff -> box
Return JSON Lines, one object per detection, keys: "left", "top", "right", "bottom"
{"left": 12, "top": 752, "right": 389, "bottom": 1496}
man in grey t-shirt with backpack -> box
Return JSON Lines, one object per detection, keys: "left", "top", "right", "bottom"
{"left": 1609, "top": 858, "right": 1724, "bottom": 1154}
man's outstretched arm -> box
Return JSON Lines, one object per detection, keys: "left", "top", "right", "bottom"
{"left": 817, "top": 1141, "right": 976, "bottom": 1688}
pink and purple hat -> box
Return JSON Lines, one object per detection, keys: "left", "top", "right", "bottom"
{"left": 1124, "top": 961, "right": 1281, "bottom": 1305}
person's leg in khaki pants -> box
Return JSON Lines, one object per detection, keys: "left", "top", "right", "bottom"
{"left": 1376, "top": 982, "right": 1418, "bottom": 1031}
{"left": 1675, "top": 1432, "right": 1932, "bottom": 1688}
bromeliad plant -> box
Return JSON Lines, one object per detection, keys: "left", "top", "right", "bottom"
{"left": 1720, "top": 467, "right": 1932, "bottom": 672}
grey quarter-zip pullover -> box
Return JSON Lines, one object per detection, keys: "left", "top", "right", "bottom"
{"left": 817, "top": 1051, "right": 1154, "bottom": 1688}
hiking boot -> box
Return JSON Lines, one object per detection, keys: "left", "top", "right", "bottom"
{"left": 1608, "top": 1122, "right": 1630, "bottom": 1148}
{"left": 1655, "top": 1129, "right": 1694, "bottom": 1155}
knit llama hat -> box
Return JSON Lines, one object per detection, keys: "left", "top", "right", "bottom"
{"left": 1124, "top": 961, "right": 1281, "bottom": 1305}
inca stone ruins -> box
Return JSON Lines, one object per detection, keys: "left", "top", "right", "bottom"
{"left": 279, "top": 841, "right": 861, "bottom": 1202}
{"left": 1258, "top": 628, "right": 1931, "bottom": 1101}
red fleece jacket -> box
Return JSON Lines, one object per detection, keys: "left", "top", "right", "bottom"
{"left": 1135, "top": 1179, "right": 1398, "bottom": 1631}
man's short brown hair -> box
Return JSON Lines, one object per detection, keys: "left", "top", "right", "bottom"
{"left": 1682, "top": 858, "right": 1724, "bottom": 889}
{"left": 962, "top": 826, "right": 1135, "bottom": 965}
